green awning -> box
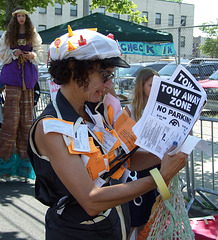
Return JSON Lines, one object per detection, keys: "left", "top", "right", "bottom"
{"left": 39, "top": 13, "right": 173, "bottom": 44}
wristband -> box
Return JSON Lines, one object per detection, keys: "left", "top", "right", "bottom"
{"left": 150, "top": 168, "right": 171, "bottom": 201}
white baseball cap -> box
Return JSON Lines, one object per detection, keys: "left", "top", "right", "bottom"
{"left": 49, "top": 27, "right": 129, "bottom": 68}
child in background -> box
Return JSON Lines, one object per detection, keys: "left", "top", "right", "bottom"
{"left": 125, "top": 69, "right": 161, "bottom": 239}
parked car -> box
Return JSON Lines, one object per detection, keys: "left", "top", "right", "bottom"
{"left": 199, "top": 70, "right": 218, "bottom": 99}
{"left": 139, "top": 61, "right": 168, "bottom": 72}
{"left": 189, "top": 58, "right": 218, "bottom": 65}
{"left": 38, "top": 63, "right": 50, "bottom": 77}
{"left": 158, "top": 59, "right": 218, "bottom": 81}
{"left": 187, "top": 63, "right": 218, "bottom": 81}
{"left": 198, "top": 70, "right": 218, "bottom": 112}
{"left": 158, "top": 61, "right": 189, "bottom": 80}
{"left": 116, "top": 62, "right": 168, "bottom": 90}
{"left": 115, "top": 63, "right": 144, "bottom": 90}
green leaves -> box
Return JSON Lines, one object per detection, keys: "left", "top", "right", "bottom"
{"left": 200, "top": 20, "right": 218, "bottom": 37}
{"left": 91, "top": 0, "right": 144, "bottom": 24}
{"left": 199, "top": 19, "right": 218, "bottom": 58}
{"left": 199, "top": 38, "right": 218, "bottom": 58}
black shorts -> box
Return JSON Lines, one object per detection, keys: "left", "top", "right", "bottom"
{"left": 46, "top": 203, "right": 130, "bottom": 240}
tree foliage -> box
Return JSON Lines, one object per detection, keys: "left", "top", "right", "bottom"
{"left": 91, "top": 0, "right": 147, "bottom": 24}
{"left": 199, "top": 20, "right": 218, "bottom": 58}
{"left": 0, "top": 0, "right": 146, "bottom": 30}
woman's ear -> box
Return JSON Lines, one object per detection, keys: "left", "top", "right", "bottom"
{"left": 68, "top": 60, "right": 74, "bottom": 80}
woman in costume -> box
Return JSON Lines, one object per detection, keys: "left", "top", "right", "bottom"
{"left": 125, "top": 69, "right": 161, "bottom": 239}
{"left": 0, "top": 7, "right": 42, "bottom": 179}
{"left": 27, "top": 28, "right": 187, "bottom": 240}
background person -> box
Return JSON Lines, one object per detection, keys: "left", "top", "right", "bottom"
{"left": 0, "top": 7, "right": 42, "bottom": 179}
{"left": 0, "top": 83, "right": 4, "bottom": 127}
{"left": 125, "top": 69, "right": 161, "bottom": 239}
{"left": 27, "top": 28, "right": 187, "bottom": 240}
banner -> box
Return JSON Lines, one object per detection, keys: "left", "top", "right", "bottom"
{"left": 119, "top": 41, "right": 176, "bottom": 56}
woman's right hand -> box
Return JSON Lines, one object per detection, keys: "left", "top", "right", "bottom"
{"left": 160, "top": 151, "right": 188, "bottom": 184}
{"left": 14, "top": 49, "right": 22, "bottom": 56}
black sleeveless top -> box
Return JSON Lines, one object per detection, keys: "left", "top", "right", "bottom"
{"left": 27, "top": 90, "right": 105, "bottom": 207}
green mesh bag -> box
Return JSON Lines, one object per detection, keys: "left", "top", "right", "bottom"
{"left": 137, "top": 174, "right": 194, "bottom": 240}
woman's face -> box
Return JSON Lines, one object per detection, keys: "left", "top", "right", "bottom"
{"left": 143, "top": 77, "right": 153, "bottom": 98}
{"left": 16, "top": 13, "right": 26, "bottom": 25}
{"left": 84, "top": 66, "right": 114, "bottom": 103}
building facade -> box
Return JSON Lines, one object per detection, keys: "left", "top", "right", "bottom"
{"left": 29, "top": 0, "right": 194, "bottom": 63}
{"left": 193, "top": 36, "right": 207, "bottom": 58}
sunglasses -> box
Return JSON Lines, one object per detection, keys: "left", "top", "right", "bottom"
{"left": 97, "top": 70, "right": 115, "bottom": 83}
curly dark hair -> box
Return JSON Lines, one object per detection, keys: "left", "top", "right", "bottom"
{"left": 49, "top": 58, "right": 114, "bottom": 89}
{"left": 5, "top": 7, "right": 35, "bottom": 47}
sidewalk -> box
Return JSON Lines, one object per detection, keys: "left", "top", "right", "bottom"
{"left": 0, "top": 178, "right": 48, "bottom": 240}
{"left": 0, "top": 177, "right": 217, "bottom": 240}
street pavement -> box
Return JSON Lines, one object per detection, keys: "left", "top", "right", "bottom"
{"left": 0, "top": 178, "right": 48, "bottom": 240}
{"left": 0, "top": 176, "right": 218, "bottom": 240}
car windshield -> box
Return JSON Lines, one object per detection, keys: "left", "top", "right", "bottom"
{"left": 39, "top": 64, "right": 49, "bottom": 73}
{"left": 158, "top": 63, "right": 187, "bottom": 76}
{"left": 118, "top": 65, "right": 141, "bottom": 77}
{"left": 186, "top": 66, "right": 200, "bottom": 76}
{"left": 158, "top": 64, "right": 178, "bottom": 76}
{"left": 209, "top": 70, "right": 218, "bottom": 80}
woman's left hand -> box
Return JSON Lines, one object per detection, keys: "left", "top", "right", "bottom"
{"left": 22, "top": 51, "right": 34, "bottom": 60}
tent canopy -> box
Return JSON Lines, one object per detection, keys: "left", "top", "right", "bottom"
{"left": 39, "top": 13, "right": 173, "bottom": 44}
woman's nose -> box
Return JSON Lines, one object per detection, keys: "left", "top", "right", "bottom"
{"left": 103, "top": 79, "right": 113, "bottom": 90}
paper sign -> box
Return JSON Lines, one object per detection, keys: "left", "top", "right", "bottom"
{"left": 68, "top": 137, "right": 98, "bottom": 154}
{"left": 49, "top": 80, "right": 61, "bottom": 101}
{"left": 43, "top": 118, "right": 90, "bottom": 152}
{"left": 94, "top": 177, "right": 106, "bottom": 188}
{"left": 170, "top": 65, "right": 202, "bottom": 92}
{"left": 92, "top": 125, "right": 119, "bottom": 153}
{"left": 114, "top": 110, "right": 137, "bottom": 153}
{"left": 81, "top": 151, "right": 108, "bottom": 181}
{"left": 104, "top": 93, "right": 122, "bottom": 121}
{"left": 85, "top": 105, "right": 105, "bottom": 128}
{"left": 133, "top": 65, "right": 207, "bottom": 159}
{"left": 43, "top": 118, "right": 74, "bottom": 137}
{"left": 169, "top": 135, "right": 211, "bottom": 156}
{"left": 72, "top": 124, "right": 90, "bottom": 152}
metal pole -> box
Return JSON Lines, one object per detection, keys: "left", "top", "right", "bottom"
{"left": 83, "top": 0, "right": 89, "bottom": 17}
{"left": 178, "top": 26, "right": 181, "bottom": 65}
{"left": 178, "top": 2, "right": 181, "bottom": 65}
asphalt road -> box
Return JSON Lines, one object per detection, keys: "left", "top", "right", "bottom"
{"left": 0, "top": 178, "right": 48, "bottom": 240}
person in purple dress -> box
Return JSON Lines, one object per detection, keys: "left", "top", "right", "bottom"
{"left": 0, "top": 7, "right": 42, "bottom": 180}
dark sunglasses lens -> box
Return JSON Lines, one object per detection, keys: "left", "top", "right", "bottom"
{"left": 103, "top": 73, "right": 114, "bottom": 83}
